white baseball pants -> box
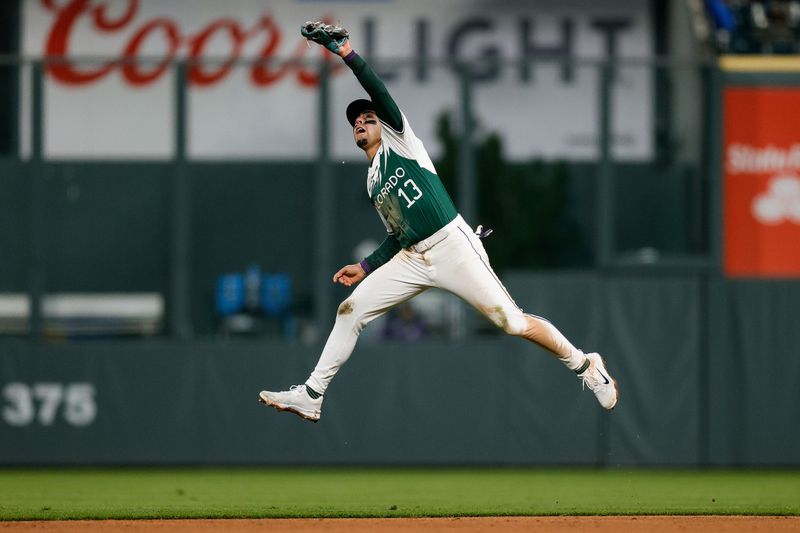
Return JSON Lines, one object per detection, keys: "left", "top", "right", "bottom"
{"left": 306, "top": 215, "right": 585, "bottom": 395}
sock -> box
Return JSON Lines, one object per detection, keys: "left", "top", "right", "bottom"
{"left": 574, "top": 358, "right": 590, "bottom": 374}
{"left": 306, "top": 386, "right": 322, "bottom": 399}
{"left": 522, "top": 315, "right": 586, "bottom": 371}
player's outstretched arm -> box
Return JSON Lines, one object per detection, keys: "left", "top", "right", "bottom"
{"left": 334, "top": 39, "right": 353, "bottom": 59}
{"left": 340, "top": 47, "right": 403, "bottom": 132}
{"left": 301, "top": 21, "right": 402, "bottom": 131}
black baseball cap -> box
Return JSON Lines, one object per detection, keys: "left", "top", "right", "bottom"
{"left": 346, "top": 99, "right": 375, "bottom": 127}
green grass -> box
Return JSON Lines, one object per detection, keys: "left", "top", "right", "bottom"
{"left": 0, "top": 468, "right": 798, "bottom": 520}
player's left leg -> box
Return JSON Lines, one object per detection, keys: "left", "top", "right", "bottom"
{"left": 430, "top": 218, "right": 618, "bottom": 409}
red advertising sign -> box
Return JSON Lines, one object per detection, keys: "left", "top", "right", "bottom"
{"left": 723, "top": 87, "right": 800, "bottom": 277}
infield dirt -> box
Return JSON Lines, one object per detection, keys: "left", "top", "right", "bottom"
{"left": 1, "top": 516, "right": 799, "bottom": 532}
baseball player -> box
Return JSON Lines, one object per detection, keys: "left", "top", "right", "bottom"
{"left": 259, "top": 22, "right": 618, "bottom": 422}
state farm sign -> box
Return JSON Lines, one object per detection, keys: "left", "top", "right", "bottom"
{"left": 21, "top": 0, "right": 653, "bottom": 160}
{"left": 724, "top": 88, "right": 800, "bottom": 277}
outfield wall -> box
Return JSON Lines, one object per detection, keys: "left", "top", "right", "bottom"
{"left": 0, "top": 159, "right": 701, "bottom": 336}
{"left": 2, "top": 273, "right": 798, "bottom": 466}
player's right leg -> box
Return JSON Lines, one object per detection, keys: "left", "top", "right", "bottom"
{"left": 259, "top": 251, "right": 430, "bottom": 421}
{"left": 431, "top": 219, "right": 618, "bottom": 410}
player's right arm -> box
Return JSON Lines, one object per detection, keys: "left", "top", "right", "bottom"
{"left": 332, "top": 230, "right": 399, "bottom": 285}
{"left": 333, "top": 263, "right": 366, "bottom": 287}
{"left": 336, "top": 41, "right": 403, "bottom": 132}
{"left": 334, "top": 209, "right": 401, "bottom": 282}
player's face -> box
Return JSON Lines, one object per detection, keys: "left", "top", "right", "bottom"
{"left": 353, "top": 111, "right": 381, "bottom": 151}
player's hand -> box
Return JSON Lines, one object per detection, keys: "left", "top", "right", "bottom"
{"left": 301, "top": 21, "right": 350, "bottom": 56}
{"left": 335, "top": 40, "right": 353, "bottom": 58}
{"left": 332, "top": 263, "right": 366, "bottom": 287}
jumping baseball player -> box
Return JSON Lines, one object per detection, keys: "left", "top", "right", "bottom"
{"left": 259, "top": 22, "right": 618, "bottom": 422}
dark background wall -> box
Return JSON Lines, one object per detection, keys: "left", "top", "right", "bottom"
{"left": 0, "top": 0, "right": 18, "bottom": 155}
{"left": 2, "top": 273, "right": 798, "bottom": 466}
{"left": 0, "top": 159, "right": 701, "bottom": 336}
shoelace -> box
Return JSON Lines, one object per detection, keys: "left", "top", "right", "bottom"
{"left": 579, "top": 367, "right": 602, "bottom": 391}
{"left": 288, "top": 384, "right": 306, "bottom": 394}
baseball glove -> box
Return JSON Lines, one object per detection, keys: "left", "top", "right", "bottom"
{"left": 301, "top": 20, "right": 349, "bottom": 54}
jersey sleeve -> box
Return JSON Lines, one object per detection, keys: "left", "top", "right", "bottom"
{"left": 362, "top": 210, "right": 402, "bottom": 271}
{"left": 363, "top": 234, "right": 402, "bottom": 272}
{"left": 344, "top": 52, "right": 404, "bottom": 132}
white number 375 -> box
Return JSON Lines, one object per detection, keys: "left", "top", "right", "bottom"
{"left": 2, "top": 382, "right": 97, "bottom": 427}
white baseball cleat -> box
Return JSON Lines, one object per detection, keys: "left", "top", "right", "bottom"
{"left": 578, "top": 352, "right": 619, "bottom": 410}
{"left": 258, "top": 385, "right": 323, "bottom": 422}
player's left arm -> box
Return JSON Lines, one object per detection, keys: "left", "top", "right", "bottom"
{"left": 336, "top": 41, "right": 404, "bottom": 133}
{"left": 301, "top": 22, "right": 403, "bottom": 131}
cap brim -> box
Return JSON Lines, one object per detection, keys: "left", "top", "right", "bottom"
{"left": 346, "top": 99, "right": 375, "bottom": 127}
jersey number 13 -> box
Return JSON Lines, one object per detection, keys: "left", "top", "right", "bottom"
{"left": 398, "top": 179, "right": 423, "bottom": 208}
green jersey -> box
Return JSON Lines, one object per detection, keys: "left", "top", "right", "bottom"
{"left": 346, "top": 54, "right": 458, "bottom": 272}
{"left": 367, "top": 113, "right": 458, "bottom": 246}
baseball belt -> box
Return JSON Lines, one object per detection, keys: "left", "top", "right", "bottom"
{"left": 406, "top": 216, "right": 463, "bottom": 254}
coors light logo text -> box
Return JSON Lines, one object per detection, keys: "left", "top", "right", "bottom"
{"left": 42, "top": 0, "right": 339, "bottom": 87}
